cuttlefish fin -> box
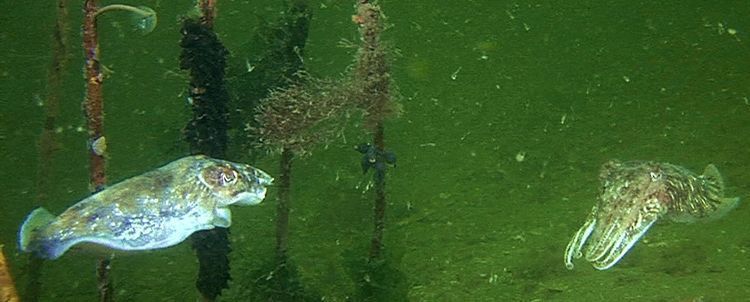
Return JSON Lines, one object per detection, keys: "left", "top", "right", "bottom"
{"left": 700, "top": 164, "right": 740, "bottom": 221}
{"left": 702, "top": 164, "right": 724, "bottom": 193}
{"left": 18, "top": 208, "right": 56, "bottom": 253}
{"left": 706, "top": 196, "right": 741, "bottom": 220}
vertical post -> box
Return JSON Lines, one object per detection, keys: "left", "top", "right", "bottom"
{"left": 354, "top": 0, "right": 392, "bottom": 261}
{"left": 27, "top": 1, "right": 69, "bottom": 301}
{"left": 179, "top": 5, "right": 232, "bottom": 300}
{"left": 83, "top": 1, "right": 112, "bottom": 301}
{"left": 370, "top": 123, "right": 386, "bottom": 259}
{"left": 83, "top": 2, "right": 106, "bottom": 189}
{"left": 198, "top": 0, "right": 216, "bottom": 28}
{"left": 275, "top": 147, "right": 294, "bottom": 261}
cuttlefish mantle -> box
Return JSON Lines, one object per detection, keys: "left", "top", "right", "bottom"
{"left": 18, "top": 155, "right": 273, "bottom": 260}
{"left": 564, "top": 160, "right": 739, "bottom": 270}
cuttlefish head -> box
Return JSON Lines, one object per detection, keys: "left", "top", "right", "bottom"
{"left": 197, "top": 156, "right": 274, "bottom": 207}
{"left": 565, "top": 160, "right": 669, "bottom": 270}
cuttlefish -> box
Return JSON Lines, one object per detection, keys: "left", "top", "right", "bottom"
{"left": 19, "top": 155, "right": 273, "bottom": 260}
{"left": 564, "top": 160, "right": 739, "bottom": 270}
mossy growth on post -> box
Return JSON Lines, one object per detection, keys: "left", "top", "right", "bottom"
{"left": 351, "top": 0, "right": 401, "bottom": 263}
{"left": 346, "top": 1, "right": 407, "bottom": 300}
{"left": 246, "top": 74, "right": 353, "bottom": 301}
{"left": 229, "top": 0, "right": 313, "bottom": 161}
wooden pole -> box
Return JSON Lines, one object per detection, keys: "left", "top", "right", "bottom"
{"left": 353, "top": 1, "right": 392, "bottom": 261}
{"left": 179, "top": 4, "right": 232, "bottom": 299}
{"left": 83, "top": 1, "right": 112, "bottom": 301}
{"left": 83, "top": 1, "right": 106, "bottom": 189}
{"left": 26, "top": 1, "right": 70, "bottom": 301}
{"left": 275, "top": 147, "right": 293, "bottom": 261}
{"left": 198, "top": 0, "right": 216, "bottom": 28}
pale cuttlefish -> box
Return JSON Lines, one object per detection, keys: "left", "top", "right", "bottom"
{"left": 19, "top": 155, "right": 273, "bottom": 260}
{"left": 564, "top": 160, "right": 739, "bottom": 270}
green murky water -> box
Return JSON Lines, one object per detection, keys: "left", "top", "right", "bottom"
{"left": 1, "top": 1, "right": 748, "bottom": 301}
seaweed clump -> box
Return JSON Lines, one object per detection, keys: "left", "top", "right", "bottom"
{"left": 246, "top": 72, "right": 353, "bottom": 301}
{"left": 230, "top": 0, "right": 312, "bottom": 161}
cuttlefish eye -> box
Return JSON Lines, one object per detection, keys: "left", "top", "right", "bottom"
{"left": 221, "top": 169, "right": 238, "bottom": 185}
{"left": 201, "top": 165, "right": 239, "bottom": 188}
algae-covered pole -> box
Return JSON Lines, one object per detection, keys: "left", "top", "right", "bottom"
{"left": 353, "top": 0, "right": 396, "bottom": 261}
{"left": 37, "top": 0, "right": 68, "bottom": 205}
{"left": 26, "top": 1, "right": 70, "bottom": 301}
{"left": 276, "top": 147, "right": 293, "bottom": 260}
{"left": 239, "top": 0, "right": 312, "bottom": 264}
{"left": 179, "top": 11, "right": 232, "bottom": 301}
{"left": 255, "top": 77, "right": 350, "bottom": 263}
{"left": 83, "top": 2, "right": 158, "bottom": 300}
{"left": 82, "top": 1, "right": 113, "bottom": 301}
{"left": 83, "top": 0, "right": 106, "bottom": 190}
{"left": 198, "top": 0, "right": 216, "bottom": 28}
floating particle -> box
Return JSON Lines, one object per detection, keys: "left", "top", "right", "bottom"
{"left": 515, "top": 151, "right": 526, "bottom": 162}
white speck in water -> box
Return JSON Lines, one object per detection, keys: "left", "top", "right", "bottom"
{"left": 515, "top": 151, "right": 526, "bottom": 162}
{"left": 450, "top": 67, "right": 462, "bottom": 80}
{"left": 34, "top": 94, "right": 44, "bottom": 107}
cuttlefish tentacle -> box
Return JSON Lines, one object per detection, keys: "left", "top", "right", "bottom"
{"left": 564, "top": 214, "right": 596, "bottom": 269}
{"left": 585, "top": 194, "right": 665, "bottom": 269}
{"left": 588, "top": 218, "right": 657, "bottom": 270}
{"left": 564, "top": 160, "right": 739, "bottom": 270}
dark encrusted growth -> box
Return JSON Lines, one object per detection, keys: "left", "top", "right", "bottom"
{"left": 179, "top": 17, "right": 231, "bottom": 301}
{"left": 179, "top": 18, "right": 230, "bottom": 158}
{"left": 190, "top": 228, "right": 231, "bottom": 300}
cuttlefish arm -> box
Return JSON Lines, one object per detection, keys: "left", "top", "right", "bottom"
{"left": 564, "top": 212, "right": 596, "bottom": 269}
{"left": 564, "top": 197, "right": 663, "bottom": 270}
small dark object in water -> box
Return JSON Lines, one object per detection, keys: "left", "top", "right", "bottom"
{"left": 355, "top": 143, "right": 396, "bottom": 174}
